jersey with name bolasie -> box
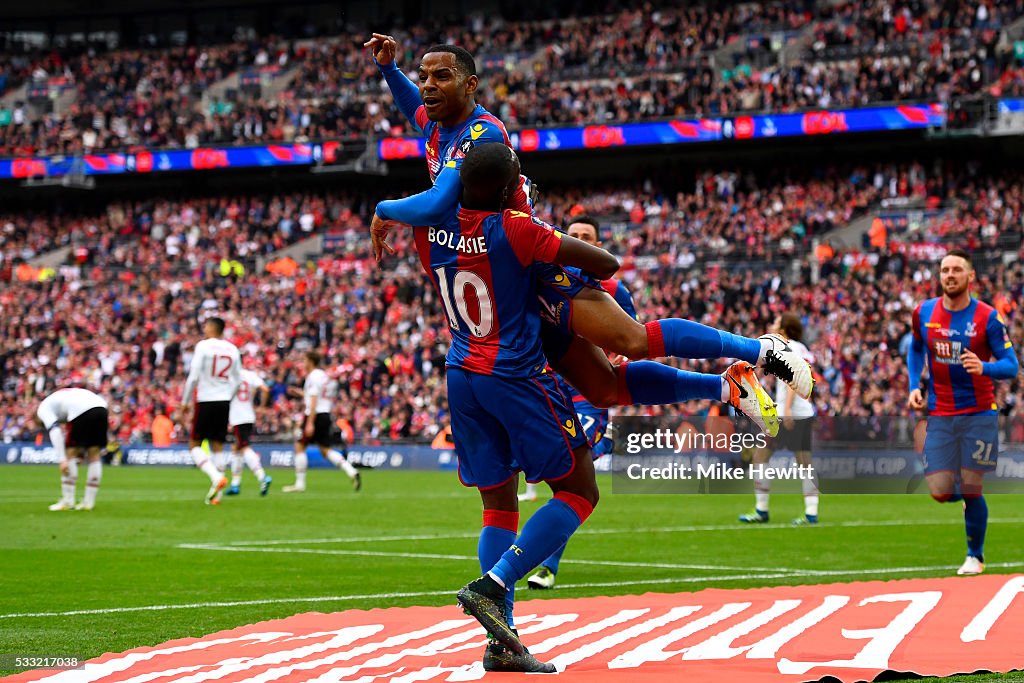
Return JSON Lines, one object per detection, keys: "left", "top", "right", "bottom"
{"left": 415, "top": 208, "right": 563, "bottom": 378}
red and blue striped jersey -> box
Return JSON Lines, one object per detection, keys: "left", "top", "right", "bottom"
{"left": 911, "top": 297, "right": 1015, "bottom": 415}
{"left": 415, "top": 208, "right": 563, "bottom": 378}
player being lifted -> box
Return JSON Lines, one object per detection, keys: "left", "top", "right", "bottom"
{"left": 364, "top": 35, "right": 812, "bottom": 419}
{"left": 178, "top": 317, "right": 241, "bottom": 505}
{"left": 739, "top": 312, "right": 819, "bottom": 526}
{"left": 225, "top": 360, "right": 272, "bottom": 497}
{"left": 283, "top": 351, "right": 361, "bottom": 493}
{"left": 907, "top": 249, "right": 1018, "bottom": 575}
{"left": 38, "top": 387, "right": 109, "bottom": 511}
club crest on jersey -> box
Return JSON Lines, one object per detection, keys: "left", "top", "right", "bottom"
{"left": 964, "top": 321, "right": 978, "bottom": 337}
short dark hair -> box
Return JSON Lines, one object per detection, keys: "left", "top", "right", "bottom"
{"left": 461, "top": 142, "right": 517, "bottom": 197}
{"left": 205, "top": 317, "right": 225, "bottom": 335}
{"left": 568, "top": 214, "right": 600, "bottom": 234}
{"left": 305, "top": 350, "right": 322, "bottom": 366}
{"left": 423, "top": 44, "right": 477, "bottom": 78}
{"left": 779, "top": 312, "right": 803, "bottom": 343}
{"left": 944, "top": 248, "right": 974, "bottom": 270}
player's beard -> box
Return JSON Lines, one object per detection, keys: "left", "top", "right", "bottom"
{"left": 942, "top": 280, "right": 968, "bottom": 298}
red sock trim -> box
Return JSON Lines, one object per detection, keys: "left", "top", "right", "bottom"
{"left": 555, "top": 491, "right": 594, "bottom": 523}
{"left": 482, "top": 509, "right": 519, "bottom": 533}
{"left": 644, "top": 321, "right": 665, "bottom": 359}
{"left": 615, "top": 363, "right": 633, "bottom": 406}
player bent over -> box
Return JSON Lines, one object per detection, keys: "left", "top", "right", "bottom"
{"left": 907, "top": 249, "right": 1018, "bottom": 575}
{"left": 38, "top": 387, "right": 109, "bottom": 511}
{"left": 177, "top": 317, "right": 241, "bottom": 505}
{"left": 739, "top": 312, "right": 819, "bottom": 526}
{"left": 283, "top": 351, "right": 360, "bottom": 492}
{"left": 225, "top": 362, "right": 272, "bottom": 497}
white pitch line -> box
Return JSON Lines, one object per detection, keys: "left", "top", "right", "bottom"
{"left": 8, "top": 562, "right": 1024, "bottom": 620}
{"left": 201, "top": 516, "right": 1024, "bottom": 548}
{"left": 177, "top": 543, "right": 787, "bottom": 573}
{"left": 0, "top": 573, "right": 797, "bottom": 620}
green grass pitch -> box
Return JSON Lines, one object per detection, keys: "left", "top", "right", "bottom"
{"left": 1, "top": 465, "right": 1023, "bottom": 681}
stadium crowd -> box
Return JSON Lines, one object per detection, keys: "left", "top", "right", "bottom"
{"left": 2, "top": 0, "right": 1023, "bottom": 154}
{"left": 1, "top": 164, "right": 1021, "bottom": 446}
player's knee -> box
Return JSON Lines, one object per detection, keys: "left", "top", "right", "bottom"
{"left": 930, "top": 491, "right": 953, "bottom": 503}
{"left": 587, "top": 386, "right": 619, "bottom": 409}
{"left": 621, "top": 327, "right": 649, "bottom": 359}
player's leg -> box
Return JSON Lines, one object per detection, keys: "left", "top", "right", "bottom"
{"left": 51, "top": 446, "right": 79, "bottom": 511}
{"left": 189, "top": 404, "right": 226, "bottom": 489}
{"left": 226, "top": 434, "right": 244, "bottom": 495}
{"left": 528, "top": 402, "right": 608, "bottom": 590}
{"left": 79, "top": 448, "right": 103, "bottom": 511}
{"left": 518, "top": 482, "right": 539, "bottom": 502}
{"left": 446, "top": 369, "right": 553, "bottom": 671}
{"left": 236, "top": 425, "right": 271, "bottom": 496}
{"left": 793, "top": 445, "right": 819, "bottom": 525}
{"left": 321, "top": 422, "right": 360, "bottom": 490}
{"left": 922, "top": 416, "right": 960, "bottom": 502}
{"left": 957, "top": 414, "right": 998, "bottom": 575}
{"left": 466, "top": 374, "right": 600, "bottom": 637}
{"left": 570, "top": 286, "right": 813, "bottom": 398}
{"left": 550, "top": 335, "right": 778, "bottom": 435}
{"left": 285, "top": 435, "right": 308, "bottom": 492}
{"left": 739, "top": 446, "right": 773, "bottom": 523}
{"left": 205, "top": 437, "right": 229, "bottom": 505}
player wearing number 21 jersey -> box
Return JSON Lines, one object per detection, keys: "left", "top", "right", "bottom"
{"left": 180, "top": 317, "right": 241, "bottom": 505}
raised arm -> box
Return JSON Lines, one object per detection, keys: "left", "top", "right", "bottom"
{"left": 365, "top": 33, "right": 425, "bottom": 133}
{"left": 504, "top": 211, "right": 619, "bottom": 280}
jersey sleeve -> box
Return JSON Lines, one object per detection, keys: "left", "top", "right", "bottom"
{"left": 181, "top": 343, "right": 204, "bottom": 406}
{"left": 907, "top": 304, "right": 926, "bottom": 387}
{"left": 376, "top": 60, "right": 425, "bottom": 133}
{"left": 375, "top": 163, "right": 460, "bottom": 226}
{"left": 982, "top": 310, "right": 1020, "bottom": 379}
{"left": 502, "top": 210, "right": 563, "bottom": 266}
{"left": 36, "top": 397, "right": 58, "bottom": 430}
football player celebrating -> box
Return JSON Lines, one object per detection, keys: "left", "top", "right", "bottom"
{"left": 907, "top": 249, "right": 1019, "bottom": 575}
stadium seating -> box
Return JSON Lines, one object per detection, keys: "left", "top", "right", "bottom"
{"left": 2, "top": 0, "right": 1023, "bottom": 154}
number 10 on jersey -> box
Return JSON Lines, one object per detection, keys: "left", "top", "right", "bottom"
{"left": 434, "top": 266, "right": 494, "bottom": 338}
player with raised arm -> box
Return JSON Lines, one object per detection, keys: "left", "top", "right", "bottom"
{"left": 177, "top": 317, "right": 241, "bottom": 505}
{"left": 364, "top": 35, "right": 812, "bottom": 413}
{"left": 907, "top": 249, "right": 1019, "bottom": 575}
{"left": 38, "top": 387, "right": 109, "bottom": 511}
{"left": 225, "top": 361, "right": 272, "bottom": 497}
{"left": 739, "top": 312, "right": 819, "bottom": 526}
{"left": 283, "top": 351, "right": 361, "bottom": 493}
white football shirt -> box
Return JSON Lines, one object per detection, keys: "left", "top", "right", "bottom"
{"left": 181, "top": 337, "right": 242, "bottom": 405}
{"left": 229, "top": 369, "right": 265, "bottom": 427}
{"left": 303, "top": 368, "right": 337, "bottom": 415}
{"left": 775, "top": 339, "right": 816, "bottom": 418}
{"left": 37, "top": 388, "right": 107, "bottom": 429}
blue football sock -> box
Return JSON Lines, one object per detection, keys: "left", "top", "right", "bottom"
{"left": 625, "top": 361, "right": 723, "bottom": 405}
{"left": 542, "top": 542, "right": 567, "bottom": 575}
{"left": 651, "top": 319, "right": 761, "bottom": 364}
{"left": 479, "top": 520, "right": 517, "bottom": 627}
{"left": 490, "top": 496, "right": 589, "bottom": 588}
{"left": 964, "top": 495, "right": 988, "bottom": 561}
